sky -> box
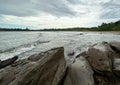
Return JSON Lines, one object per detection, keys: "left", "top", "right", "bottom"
{"left": 0, "top": 0, "right": 120, "bottom": 29}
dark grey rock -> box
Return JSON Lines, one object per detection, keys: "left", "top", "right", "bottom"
{"left": 0, "top": 56, "right": 18, "bottom": 69}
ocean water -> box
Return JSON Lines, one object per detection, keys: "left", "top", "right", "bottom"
{"left": 0, "top": 31, "right": 120, "bottom": 63}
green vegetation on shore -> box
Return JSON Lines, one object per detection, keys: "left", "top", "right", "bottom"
{"left": 42, "top": 20, "right": 120, "bottom": 31}
{"left": 0, "top": 20, "right": 120, "bottom": 31}
{"left": 0, "top": 27, "right": 30, "bottom": 31}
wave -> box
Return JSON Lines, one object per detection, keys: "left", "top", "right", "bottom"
{"left": 0, "top": 40, "right": 49, "bottom": 60}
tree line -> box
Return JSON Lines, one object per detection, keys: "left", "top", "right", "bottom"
{"left": 0, "top": 28, "right": 30, "bottom": 31}
{"left": 0, "top": 20, "right": 120, "bottom": 31}
{"left": 41, "top": 20, "right": 120, "bottom": 31}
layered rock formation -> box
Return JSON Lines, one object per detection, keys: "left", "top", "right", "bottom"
{"left": 85, "top": 42, "right": 120, "bottom": 85}
{"left": 0, "top": 42, "right": 120, "bottom": 85}
{"left": 0, "top": 56, "right": 18, "bottom": 69}
{"left": 63, "top": 56, "right": 94, "bottom": 85}
{"left": 0, "top": 47, "right": 66, "bottom": 85}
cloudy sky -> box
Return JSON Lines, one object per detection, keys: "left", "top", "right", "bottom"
{"left": 0, "top": 0, "right": 120, "bottom": 29}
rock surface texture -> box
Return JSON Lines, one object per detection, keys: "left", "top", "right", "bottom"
{"left": 63, "top": 56, "right": 94, "bottom": 85}
{"left": 0, "top": 47, "right": 66, "bottom": 85}
{"left": 85, "top": 42, "right": 120, "bottom": 85}
{"left": 0, "top": 56, "right": 18, "bottom": 69}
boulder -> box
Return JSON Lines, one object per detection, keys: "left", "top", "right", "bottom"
{"left": 113, "top": 58, "right": 120, "bottom": 77}
{"left": 0, "top": 58, "right": 36, "bottom": 85}
{"left": 85, "top": 42, "right": 120, "bottom": 85}
{"left": 109, "top": 41, "right": 120, "bottom": 54}
{"left": 0, "top": 47, "right": 66, "bottom": 85}
{"left": 109, "top": 42, "right": 120, "bottom": 77}
{"left": 86, "top": 42, "right": 114, "bottom": 72}
{"left": 17, "top": 47, "right": 66, "bottom": 85}
{"left": 0, "top": 56, "right": 18, "bottom": 69}
{"left": 63, "top": 56, "right": 94, "bottom": 85}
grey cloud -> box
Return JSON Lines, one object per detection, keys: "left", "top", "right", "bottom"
{"left": 69, "top": 0, "right": 120, "bottom": 20}
{"left": 67, "top": 0, "right": 112, "bottom": 5}
{"left": 0, "top": 0, "right": 75, "bottom": 17}
{"left": 0, "top": 0, "right": 119, "bottom": 20}
{"left": 32, "top": 0, "right": 75, "bottom": 16}
{"left": 67, "top": 0, "right": 81, "bottom": 4}
{"left": 67, "top": 0, "right": 92, "bottom": 5}
{"left": 101, "top": 0, "right": 120, "bottom": 19}
{"left": 0, "top": 0, "right": 37, "bottom": 16}
{"left": 101, "top": 10, "right": 120, "bottom": 19}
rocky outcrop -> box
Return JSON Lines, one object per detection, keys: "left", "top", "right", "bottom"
{"left": 0, "top": 56, "right": 18, "bottom": 69}
{"left": 18, "top": 47, "right": 66, "bottom": 85}
{"left": 0, "top": 42, "right": 120, "bottom": 85}
{"left": 86, "top": 42, "right": 113, "bottom": 72}
{"left": 109, "top": 41, "right": 120, "bottom": 54}
{"left": 0, "top": 47, "right": 66, "bottom": 85}
{"left": 84, "top": 42, "right": 120, "bottom": 85}
{"left": 63, "top": 56, "right": 94, "bottom": 85}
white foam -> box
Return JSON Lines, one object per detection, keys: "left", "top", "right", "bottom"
{"left": 0, "top": 45, "right": 35, "bottom": 60}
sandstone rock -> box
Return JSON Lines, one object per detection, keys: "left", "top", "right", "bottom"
{"left": 86, "top": 42, "right": 113, "bottom": 72}
{"left": 17, "top": 47, "right": 66, "bottom": 85}
{"left": 0, "top": 47, "right": 66, "bottom": 85}
{"left": 28, "top": 53, "right": 44, "bottom": 61}
{"left": 0, "top": 56, "right": 18, "bottom": 69}
{"left": 0, "top": 58, "right": 35, "bottom": 85}
{"left": 109, "top": 41, "right": 120, "bottom": 54}
{"left": 114, "top": 58, "right": 120, "bottom": 71}
{"left": 109, "top": 42, "right": 120, "bottom": 77}
{"left": 64, "top": 56, "right": 94, "bottom": 85}
{"left": 0, "top": 68, "right": 16, "bottom": 85}
{"left": 85, "top": 42, "right": 120, "bottom": 85}
{"left": 112, "top": 58, "right": 120, "bottom": 77}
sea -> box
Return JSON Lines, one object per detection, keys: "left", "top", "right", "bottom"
{"left": 0, "top": 31, "right": 120, "bottom": 63}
